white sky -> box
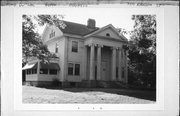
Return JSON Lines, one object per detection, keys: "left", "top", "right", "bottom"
{"left": 35, "top": 7, "right": 135, "bottom": 39}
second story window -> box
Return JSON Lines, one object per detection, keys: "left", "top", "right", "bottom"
{"left": 72, "top": 41, "right": 78, "bottom": 52}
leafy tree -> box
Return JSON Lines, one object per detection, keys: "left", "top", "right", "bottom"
{"left": 128, "top": 15, "right": 156, "bottom": 89}
{"left": 22, "top": 15, "right": 66, "bottom": 66}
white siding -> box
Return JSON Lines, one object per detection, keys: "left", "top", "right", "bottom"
{"left": 38, "top": 74, "right": 58, "bottom": 81}
{"left": 26, "top": 74, "right": 38, "bottom": 81}
{"left": 58, "top": 38, "right": 65, "bottom": 81}
{"left": 66, "top": 37, "right": 84, "bottom": 82}
{"left": 42, "top": 25, "right": 63, "bottom": 44}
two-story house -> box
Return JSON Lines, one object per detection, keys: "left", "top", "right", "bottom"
{"left": 22, "top": 19, "right": 129, "bottom": 87}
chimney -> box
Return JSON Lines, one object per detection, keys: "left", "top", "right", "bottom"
{"left": 87, "top": 19, "right": 96, "bottom": 29}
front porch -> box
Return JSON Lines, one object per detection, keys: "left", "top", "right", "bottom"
{"left": 22, "top": 58, "right": 60, "bottom": 86}
{"left": 83, "top": 37, "right": 128, "bottom": 85}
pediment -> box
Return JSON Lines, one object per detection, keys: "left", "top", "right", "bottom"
{"left": 84, "top": 24, "right": 127, "bottom": 42}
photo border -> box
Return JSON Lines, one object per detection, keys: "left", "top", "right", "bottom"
{"left": 13, "top": 5, "right": 164, "bottom": 111}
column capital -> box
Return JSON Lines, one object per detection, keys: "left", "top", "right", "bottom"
{"left": 88, "top": 43, "right": 96, "bottom": 47}
{"left": 97, "top": 44, "right": 103, "bottom": 48}
{"left": 111, "top": 46, "right": 118, "bottom": 50}
{"left": 118, "top": 45, "right": 123, "bottom": 49}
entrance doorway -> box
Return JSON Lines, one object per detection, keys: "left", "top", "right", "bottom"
{"left": 101, "top": 61, "right": 108, "bottom": 81}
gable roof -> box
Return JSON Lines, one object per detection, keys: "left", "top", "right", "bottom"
{"left": 84, "top": 24, "right": 128, "bottom": 41}
{"left": 58, "top": 21, "right": 99, "bottom": 36}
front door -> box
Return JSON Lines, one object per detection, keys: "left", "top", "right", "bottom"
{"left": 101, "top": 61, "right": 107, "bottom": 81}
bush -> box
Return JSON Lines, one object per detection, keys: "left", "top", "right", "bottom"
{"left": 52, "top": 78, "right": 60, "bottom": 87}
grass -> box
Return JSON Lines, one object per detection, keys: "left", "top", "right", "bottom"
{"left": 23, "top": 85, "right": 156, "bottom": 104}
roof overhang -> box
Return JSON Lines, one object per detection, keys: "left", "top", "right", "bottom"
{"left": 22, "top": 63, "right": 37, "bottom": 70}
{"left": 40, "top": 62, "right": 60, "bottom": 70}
{"left": 22, "top": 62, "right": 60, "bottom": 70}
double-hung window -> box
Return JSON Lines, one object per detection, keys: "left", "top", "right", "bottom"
{"left": 68, "top": 63, "right": 80, "bottom": 76}
{"left": 68, "top": 63, "right": 74, "bottom": 75}
{"left": 72, "top": 41, "right": 78, "bottom": 52}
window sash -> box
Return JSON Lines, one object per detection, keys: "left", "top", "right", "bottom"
{"left": 68, "top": 63, "right": 80, "bottom": 76}
{"left": 68, "top": 63, "right": 74, "bottom": 75}
{"left": 72, "top": 41, "right": 78, "bottom": 52}
{"left": 49, "top": 69, "right": 58, "bottom": 75}
{"left": 40, "top": 69, "right": 48, "bottom": 74}
{"left": 75, "top": 64, "right": 80, "bottom": 75}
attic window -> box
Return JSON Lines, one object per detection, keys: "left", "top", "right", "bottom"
{"left": 49, "top": 30, "right": 55, "bottom": 38}
{"left": 106, "top": 33, "right": 110, "bottom": 37}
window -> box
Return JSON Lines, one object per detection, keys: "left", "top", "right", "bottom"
{"left": 49, "top": 30, "right": 55, "bottom": 38}
{"left": 55, "top": 43, "right": 59, "bottom": 53}
{"left": 49, "top": 69, "right": 58, "bottom": 75}
{"left": 75, "top": 64, "right": 80, "bottom": 75}
{"left": 68, "top": 63, "right": 73, "bottom": 75}
{"left": 26, "top": 69, "right": 31, "bottom": 75}
{"left": 122, "top": 67, "right": 125, "bottom": 78}
{"left": 72, "top": 41, "right": 78, "bottom": 52}
{"left": 68, "top": 63, "right": 80, "bottom": 76}
{"left": 40, "top": 69, "right": 48, "bottom": 74}
{"left": 32, "top": 69, "right": 37, "bottom": 74}
{"left": 106, "top": 33, "right": 110, "bottom": 37}
{"left": 116, "top": 67, "right": 118, "bottom": 78}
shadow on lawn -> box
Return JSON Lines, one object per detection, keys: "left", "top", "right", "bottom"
{"left": 40, "top": 86, "right": 156, "bottom": 101}
{"left": 64, "top": 88, "right": 156, "bottom": 101}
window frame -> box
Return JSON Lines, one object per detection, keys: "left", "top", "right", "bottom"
{"left": 49, "top": 69, "right": 58, "bottom": 75}
{"left": 40, "top": 69, "right": 48, "bottom": 74}
{"left": 49, "top": 30, "right": 55, "bottom": 39}
{"left": 122, "top": 67, "right": 125, "bottom": 78}
{"left": 71, "top": 41, "right": 78, "bottom": 53}
{"left": 106, "top": 33, "right": 110, "bottom": 37}
{"left": 68, "top": 63, "right": 74, "bottom": 75}
{"left": 68, "top": 63, "right": 80, "bottom": 76}
{"left": 74, "top": 64, "right": 80, "bottom": 76}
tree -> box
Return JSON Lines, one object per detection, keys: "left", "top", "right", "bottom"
{"left": 128, "top": 15, "right": 156, "bottom": 89}
{"left": 22, "top": 15, "right": 66, "bottom": 66}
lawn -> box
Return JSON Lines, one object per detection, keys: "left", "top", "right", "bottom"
{"left": 23, "top": 85, "right": 156, "bottom": 104}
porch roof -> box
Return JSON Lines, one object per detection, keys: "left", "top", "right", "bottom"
{"left": 40, "top": 62, "right": 60, "bottom": 70}
{"left": 22, "top": 63, "right": 37, "bottom": 70}
{"left": 22, "top": 62, "right": 60, "bottom": 70}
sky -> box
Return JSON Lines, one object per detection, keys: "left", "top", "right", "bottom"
{"left": 35, "top": 7, "right": 135, "bottom": 40}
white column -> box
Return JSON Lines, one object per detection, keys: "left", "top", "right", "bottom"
{"left": 83, "top": 45, "right": 87, "bottom": 80}
{"left": 89, "top": 43, "right": 95, "bottom": 80}
{"left": 97, "top": 44, "right": 102, "bottom": 80}
{"left": 111, "top": 47, "right": 116, "bottom": 81}
{"left": 118, "top": 48, "right": 122, "bottom": 81}
{"left": 125, "top": 50, "right": 128, "bottom": 83}
{"left": 37, "top": 60, "right": 40, "bottom": 76}
{"left": 122, "top": 49, "right": 125, "bottom": 82}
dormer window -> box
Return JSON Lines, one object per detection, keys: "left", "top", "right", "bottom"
{"left": 49, "top": 30, "right": 55, "bottom": 38}
{"left": 106, "top": 33, "right": 110, "bottom": 37}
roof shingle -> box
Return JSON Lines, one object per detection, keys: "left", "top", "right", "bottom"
{"left": 58, "top": 21, "right": 99, "bottom": 36}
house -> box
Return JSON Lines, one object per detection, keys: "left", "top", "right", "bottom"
{"left": 22, "top": 19, "right": 129, "bottom": 87}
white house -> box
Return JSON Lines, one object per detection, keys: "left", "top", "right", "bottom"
{"left": 22, "top": 19, "right": 129, "bottom": 87}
